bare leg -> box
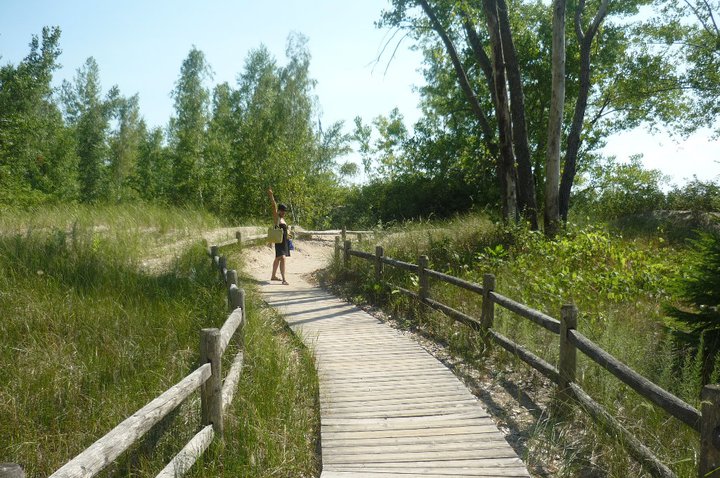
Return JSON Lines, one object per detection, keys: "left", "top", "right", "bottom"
{"left": 280, "top": 256, "right": 288, "bottom": 284}
{"left": 272, "top": 256, "right": 281, "bottom": 280}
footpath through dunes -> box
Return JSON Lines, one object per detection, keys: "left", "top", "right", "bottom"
{"left": 242, "top": 238, "right": 531, "bottom": 478}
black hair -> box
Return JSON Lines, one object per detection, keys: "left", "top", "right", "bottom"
{"left": 278, "top": 203, "right": 288, "bottom": 211}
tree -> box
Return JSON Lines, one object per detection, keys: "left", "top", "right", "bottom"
{"left": 0, "top": 26, "right": 75, "bottom": 204}
{"left": 168, "top": 46, "right": 212, "bottom": 205}
{"left": 61, "top": 57, "right": 118, "bottom": 203}
{"left": 558, "top": 0, "right": 610, "bottom": 221}
{"left": 544, "top": 0, "right": 567, "bottom": 237}
{"left": 135, "top": 126, "right": 171, "bottom": 201}
{"left": 108, "top": 94, "right": 143, "bottom": 201}
{"left": 379, "top": 0, "right": 692, "bottom": 232}
{"left": 202, "top": 82, "right": 236, "bottom": 214}
{"left": 666, "top": 231, "right": 720, "bottom": 385}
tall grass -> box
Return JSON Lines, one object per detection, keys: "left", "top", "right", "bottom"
{"left": 186, "top": 260, "right": 321, "bottom": 477}
{"left": 0, "top": 223, "right": 227, "bottom": 475}
{"left": 1, "top": 206, "right": 320, "bottom": 477}
{"left": 321, "top": 214, "right": 700, "bottom": 477}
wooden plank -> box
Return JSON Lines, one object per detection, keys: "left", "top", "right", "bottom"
{"left": 323, "top": 456, "right": 528, "bottom": 470}
{"left": 321, "top": 390, "right": 479, "bottom": 406}
{"left": 155, "top": 425, "right": 214, "bottom": 478}
{"left": 323, "top": 430, "right": 506, "bottom": 447}
{"left": 322, "top": 426, "right": 502, "bottom": 442}
{"left": 49, "top": 364, "right": 211, "bottom": 478}
{"left": 321, "top": 466, "right": 530, "bottom": 478}
{"left": 321, "top": 412, "right": 491, "bottom": 428}
{"left": 323, "top": 448, "right": 520, "bottom": 464}
{"left": 323, "top": 435, "right": 510, "bottom": 452}
{"left": 247, "top": 255, "right": 531, "bottom": 478}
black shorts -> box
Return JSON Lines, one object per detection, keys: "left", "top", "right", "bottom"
{"left": 275, "top": 241, "right": 290, "bottom": 257}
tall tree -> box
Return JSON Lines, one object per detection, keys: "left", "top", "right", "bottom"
{"left": 108, "top": 94, "right": 143, "bottom": 201}
{"left": 0, "top": 26, "right": 74, "bottom": 204}
{"left": 415, "top": 0, "right": 519, "bottom": 222}
{"left": 135, "top": 126, "right": 171, "bottom": 201}
{"left": 544, "top": 0, "right": 567, "bottom": 237}
{"left": 61, "top": 57, "right": 118, "bottom": 203}
{"left": 558, "top": 0, "right": 610, "bottom": 222}
{"left": 203, "top": 82, "right": 236, "bottom": 215}
{"left": 168, "top": 46, "right": 212, "bottom": 205}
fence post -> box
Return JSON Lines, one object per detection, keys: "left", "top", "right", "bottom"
{"left": 200, "top": 328, "right": 223, "bottom": 436}
{"left": 418, "top": 255, "right": 429, "bottom": 301}
{"left": 227, "top": 269, "right": 238, "bottom": 287}
{"left": 481, "top": 274, "right": 496, "bottom": 329}
{"left": 556, "top": 304, "right": 578, "bottom": 416}
{"left": 375, "top": 246, "right": 384, "bottom": 282}
{"left": 334, "top": 236, "right": 340, "bottom": 263}
{"left": 700, "top": 384, "right": 720, "bottom": 477}
{"left": 227, "top": 270, "right": 238, "bottom": 311}
{"left": 210, "top": 245, "right": 219, "bottom": 259}
{"left": 235, "top": 231, "right": 242, "bottom": 244}
{"left": 218, "top": 256, "right": 227, "bottom": 281}
{"left": 358, "top": 233, "right": 364, "bottom": 242}
{"left": 344, "top": 240, "right": 351, "bottom": 269}
{"left": 342, "top": 225, "right": 347, "bottom": 244}
{"left": 0, "top": 464, "right": 24, "bottom": 478}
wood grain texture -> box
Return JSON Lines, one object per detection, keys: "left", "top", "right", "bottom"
{"left": 250, "top": 274, "right": 530, "bottom": 477}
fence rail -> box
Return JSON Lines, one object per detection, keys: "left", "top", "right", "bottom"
{"left": 338, "top": 237, "right": 720, "bottom": 478}
{"left": 38, "top": 234, "right": 249, "bottom": 478}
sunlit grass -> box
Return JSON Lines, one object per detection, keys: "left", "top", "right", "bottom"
{"left": 1, "top": 205, "right": 320, "bottom": 477}
{"left": 321, "top": 213, "right": 700, "bottom": 477}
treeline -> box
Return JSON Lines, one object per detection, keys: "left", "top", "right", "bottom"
{"left": 335, "top": 0, "right": 720, "bottom": 231}
{"left": 3, "top": 0, "right": 720, "bottom": 232}
{"left": 0, "top": 27, "right": 350, "bottom": 226}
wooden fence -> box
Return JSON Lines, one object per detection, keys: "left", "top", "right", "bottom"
{"left": 339, "top": 238, "right": 720, "bottom": 478}
{"left": 29, "top": 242, "right": 248, "bottom": 478}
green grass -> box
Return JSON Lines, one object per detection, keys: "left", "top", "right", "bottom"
{"left": 320, "top": 213, "right": 701, "bottom": 477}
{"left": 185, "top": 259, "right": 321, "bottom": 477}
{"left": 0, "top": 205, "right": 320, "bottom": 477}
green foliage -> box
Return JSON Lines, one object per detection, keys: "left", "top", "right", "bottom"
{"left": 1, "top": 29, "right": 350, "bottom": 226}
{"left": 667, "top": 177, "right": 720, "bottom": 212}
{"left": 0, "top": 212, "right": 227, "bottom": 476}
{"left": 61, "top": 57, "right": 121, "bottom": 203}
{"left": 331, "top": 172, "right": 480, "bottom": 228}
{"left": 0, "top": 26, "right": 74, "bottom": 205}
{"left": 191, "top": 275, "right": 320, "bottom": 477}
{"left": 572, "top": 156, "right": 668, "bottom": 220}
{"left": 169, "top": 47, "right": 212, "bottom": 206}
{"left": 665, "top": 231, "right": 720, "bottom": 383}
{"left": 324, "top": 214, "right": 698, "bottom": 476}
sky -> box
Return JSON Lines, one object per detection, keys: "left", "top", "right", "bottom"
{"left": 1, "top": 0, "right": 717, "bottom": 186}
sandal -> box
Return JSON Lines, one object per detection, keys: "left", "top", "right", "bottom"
{"left": 282, "top": 280, "right": 289, "bottom": 285}
{"left": 271, "top": 276, "right": 282, "bottom": 281}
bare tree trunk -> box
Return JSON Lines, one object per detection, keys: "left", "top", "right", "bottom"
{"left": 559, "top": 0, "right": 610, "bottom": 222}
{"left": 545, "top": 0, "right": 567, "bottom": 237}
{"left": 482, "top": 0, "right": 518, "bottom": 221}
{"left": 419, "top": 0, "right": 518, "bottom": 222}
{"left": 496, "top": 0, "right": 538, "bottom": 230}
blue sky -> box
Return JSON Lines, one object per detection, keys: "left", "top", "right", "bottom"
{"left": 1, "top": 0, "right": 717, "bottom": 185}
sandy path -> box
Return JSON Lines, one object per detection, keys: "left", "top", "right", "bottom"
{"left": 240, "top": 236, "right": 336, "bottom": 284}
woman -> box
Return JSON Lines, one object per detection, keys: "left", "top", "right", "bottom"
{"left": 267, "top": 188, "right": 290, "bottom": 285}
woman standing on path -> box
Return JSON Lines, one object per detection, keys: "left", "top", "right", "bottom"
{"left": 268, "top": 188, "right": 290, "bottom": 285}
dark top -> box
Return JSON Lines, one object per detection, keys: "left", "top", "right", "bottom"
{"left": 274, "top": 221, "right": 290, "bottom": 257}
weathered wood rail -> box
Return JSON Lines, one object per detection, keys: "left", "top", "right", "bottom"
{"left": 339, "top": 237, "right": 720, "bottom": 478}
{"left": 248, "top": 232, "right": 530, "bottom": 477}
{"left": 37, "top": 241, "right": 247, "bottom": 478}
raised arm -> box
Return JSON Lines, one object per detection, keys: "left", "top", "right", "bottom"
{"left": 267, "top": 188, "right": 278, "bottom": 223}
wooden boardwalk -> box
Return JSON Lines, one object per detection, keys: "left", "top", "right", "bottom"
{"left": 249, "top": 266, "right": 530, "bottom": 477}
